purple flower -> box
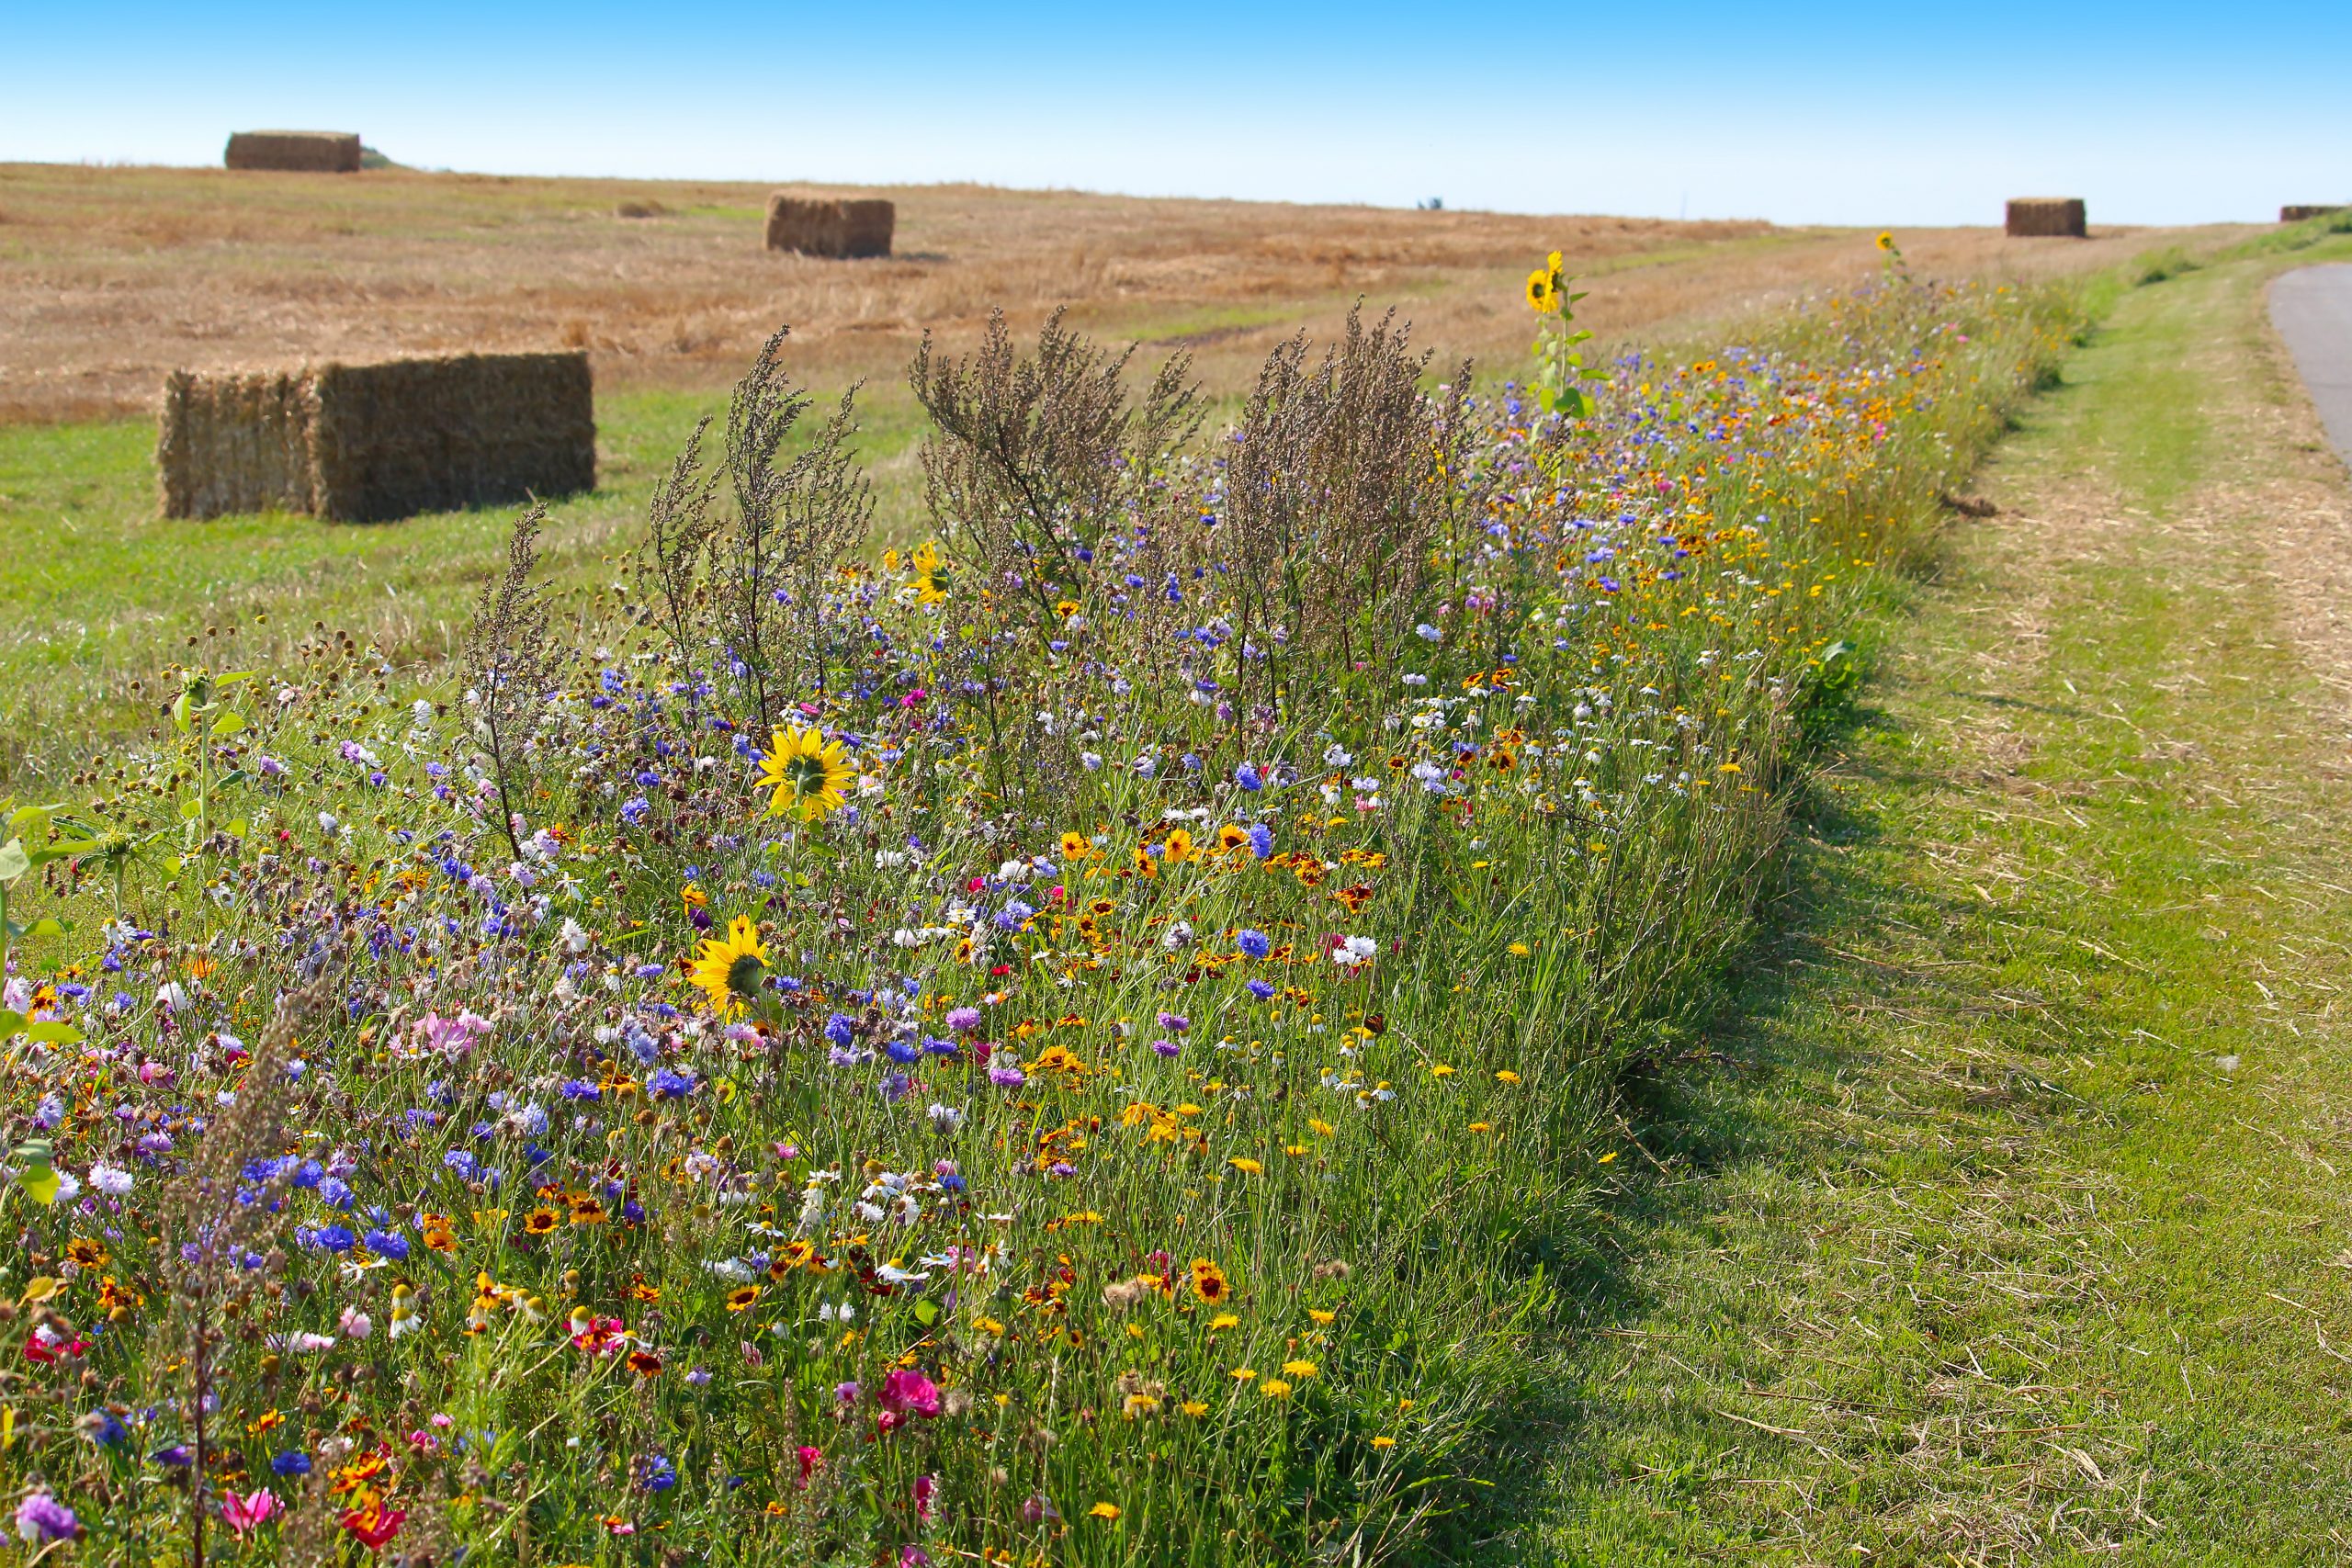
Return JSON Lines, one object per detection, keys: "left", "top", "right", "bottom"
{"left": 1237, "top": 929, "right": 1270, "bottom": 959}
{"left": 1235, "top": 763, "right": 1262, "bottom": 792}
{"left": 1150, "top": 1038, "right": 1181, "bottom": 1057}
{"left": 1155, "top": 1011, "right": 1191, "bottom": 1033}
{"left": 619, "top": 796, "right": 651, "bottom": 826}
{"left": 1248, "top": 823, "right": 1274, "bottom": 860}
{"left": 15, "top": 1494, "right": 78, "bottom": 1543}
{"left": 648, "top": 1066, "right": 695, "bottom": 1100}
{"left": 834, "top": 1381, "right": 862, "bottom": 1405}
{"left": 946, "top": 1007, "right": 982, "bottom": 1033}
{"left": 988, "top": 1066, "right": 1026, "bottom": 1089}
{"left": 824, "top": 1012, "right": 857, "bottom": 1048}
{"left": 1247, "top": 979, "right": 1276, "bottom": 1000}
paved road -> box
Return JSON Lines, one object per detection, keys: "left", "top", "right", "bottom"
{"left": 2271, "top": 265, "right": 2352, "bottom": 467}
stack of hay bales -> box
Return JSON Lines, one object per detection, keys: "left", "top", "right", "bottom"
{"left": 764, "top": 195, "right": 894, "bottom": 258}
{"left": 2281, "top": 205, "right": 2345, "bottom": 222}
{"left": 224, "top": 131, "right": 363, "bottom": 173}
{"left": 2006, "top": 197, "right": 2087, "bottom": 238}
{"left": 158, "top": 352, "right": 595, "bottom": 523}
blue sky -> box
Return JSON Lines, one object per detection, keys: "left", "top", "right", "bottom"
{"left": 6, "top": 1, "right": 2346, "bottom": 226}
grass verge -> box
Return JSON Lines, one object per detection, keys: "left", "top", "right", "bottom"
{"left": 1498, "top": 235, "right": 2352, "bottom": 1564}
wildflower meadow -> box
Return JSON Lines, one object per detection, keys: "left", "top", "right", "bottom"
{"left": 1, "top": 254, "right": 2077, "bottom": 1564}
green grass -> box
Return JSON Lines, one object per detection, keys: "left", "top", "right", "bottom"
{"left": 1486, "top": 236, "right": 2352, "bottom": 1563}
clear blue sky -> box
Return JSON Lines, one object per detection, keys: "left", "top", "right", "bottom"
{"left": 6, "top": 1, "right": 2346, "bottom": 226}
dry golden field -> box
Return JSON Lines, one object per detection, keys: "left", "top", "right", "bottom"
{"left": 0, "top": 162, "right": 2230, "bottom": 425}
{"left": 0, "top": 163, "right": 2248, "bottom": 784}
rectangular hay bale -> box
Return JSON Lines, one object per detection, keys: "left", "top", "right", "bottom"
{"left": 158, "top": 352, "right": 595, "bottom": 523}
{"left": 764, "top": 194, "right": 894, "bottom": 258}
{"left": 224, "top": 130, "right": 363, "bottom": 173}
{"left": 2006, "top": 197, "right": 2086, "bottom": 238}
{"left": 2281, "top": 205, "right": 2345, "bottom": 223}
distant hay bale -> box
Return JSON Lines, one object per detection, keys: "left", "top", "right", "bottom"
{"left": 764, "top": 194, "right": 894, "bottom": 258}
{"left": 2006, "top": 197, "right": 2086, "bottom": 238}
{"left": 616, "top": 199, "right": 669, "bottom": 220}
{"left": 158, "top": 352, "right": 594, "bottom": 523}
{"left": 2281, "top": 205, "right": 2345, "bottom": 223}
{"left": 224, "top": 131, "right": 363, "bottom": 174}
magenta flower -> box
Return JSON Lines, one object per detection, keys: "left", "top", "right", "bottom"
{"left": 221, "top": 1487, "right": 280, "bottom": 1538}
{"left": 879, "top": 1368, "right": 943, "bottom": 1419}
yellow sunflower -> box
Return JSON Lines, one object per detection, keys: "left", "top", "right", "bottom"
{"left": 687, "top": 916, "right": 770, "bottom": 1018}
{"left": 910, "top": 539, "right": 952, "bottom": 605}
{"left": 755, "top": 725, "right": 852, "bottom": 820}
{"left": 1875, "top": 231, "right": 1895, "bottom": 253}
{"left": 1525, "top": 268, "right": 1555, "bottom": 313}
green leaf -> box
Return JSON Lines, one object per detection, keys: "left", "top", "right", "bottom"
{"left": 211, "top": 710, "right": 248, "bottom": 737}
{"left": 225, "top": 818, "right": 249, "bottom": 840}
{"left": 913, "top": 1298, "right": 940, "bottom": 1326}
{"left": 171, "top": 691, "right": 194, "bottom": 733}
{"left": 0, "top": 840, "right": 27, "bottom": 882}
{"left": 179, "top": 797, "right": 203, "bottom": 821}
{"left": 6, "top": 804, "right": 62, "bottom": 837}
{"left": 25, "top": 1021, "right": 81, "bottom": 1045}
{"left": 0, "top": 1010, "right": 25, "bottom": 1039}
{"left": 21, "top": 918, "right": 66, "bottom": 940}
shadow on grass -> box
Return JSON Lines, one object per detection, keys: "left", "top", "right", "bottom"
{"left": 1415, "top": 701, "right": 1958, "bottom": 1565}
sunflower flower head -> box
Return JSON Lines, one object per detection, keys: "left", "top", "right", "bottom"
{"left": 687, "top": 916, "right": 770, "bottom": 1018}
{"left": 910, "top": 540, "right": 952, "bottom": 605}
{"left": 755, "top": 725, "right": 852, "bottom": 821}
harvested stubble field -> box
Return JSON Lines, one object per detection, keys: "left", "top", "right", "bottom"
{"left": 0, "top": 164, "right": 2201, "bottom": 425}
{"left": 0, "top": 164, "right": 2225, "bottom": 788}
